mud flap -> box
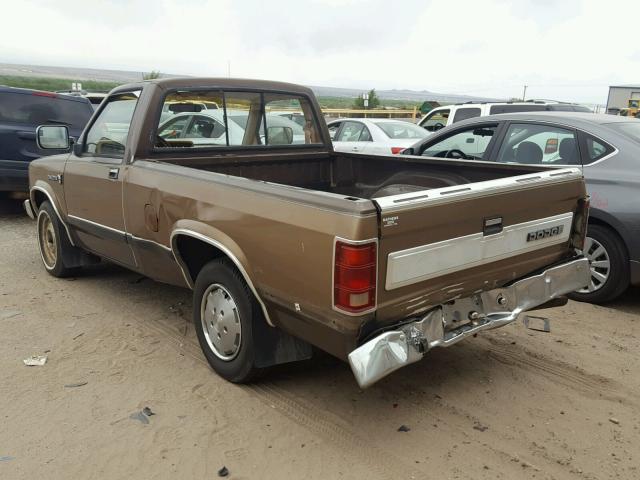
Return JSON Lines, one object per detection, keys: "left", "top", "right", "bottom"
{"left": 252, "top": 314, "right": 313, "bottom": 368}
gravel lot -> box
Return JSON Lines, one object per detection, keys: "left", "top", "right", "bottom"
{"left": 1, "top": 197, "right": 639, "bottom": 480}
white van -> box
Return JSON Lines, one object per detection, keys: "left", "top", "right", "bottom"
{"left": 419, "top": 100, "right": 592, "bottom": 132}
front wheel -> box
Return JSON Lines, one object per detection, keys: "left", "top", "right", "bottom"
{"left": 569, "top": 224, "right": 629, "bottom": 303}
{"left": 193, "top": 259, "right": 262, "bottom": 383}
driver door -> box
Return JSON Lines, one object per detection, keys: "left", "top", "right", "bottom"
{"left": 63, "top": 91, "right": 141, "bottom": 267}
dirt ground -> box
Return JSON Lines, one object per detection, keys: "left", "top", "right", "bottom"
{"left": 1, "top": 197, "right": 639, "bottom": 480}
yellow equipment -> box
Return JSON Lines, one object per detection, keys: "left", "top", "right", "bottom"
{"left": 619, "top": 99, "right": 640, "bottom": 118}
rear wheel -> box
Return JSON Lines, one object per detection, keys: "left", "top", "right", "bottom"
{"left": 569, "top": 224, "right": 629, "bottom": 303}
{"left": 36, "top": 201, "right": 78, "bottom": 277}
{"left": 193, "top": 259, "right": 262, "bottom": 383}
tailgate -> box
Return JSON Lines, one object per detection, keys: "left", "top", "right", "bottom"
{"left": 373, "top": 168, "right": 586, "bottom": 324}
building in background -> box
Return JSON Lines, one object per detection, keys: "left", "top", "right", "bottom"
{"left": 606, "top": 84, "right": 640, "bottom": 114}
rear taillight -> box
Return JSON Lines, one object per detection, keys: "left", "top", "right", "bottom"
{"left": 32, "top": 91, "right": 57, "bottom": 98}
{"left": 391, "top": 147, "right": 404, "bottom": 154}
{"left": 571, "top": 196, "right": 590, "bottom": 250}
{"left": 334, "top": 240, "right": 377, "bottom": 314}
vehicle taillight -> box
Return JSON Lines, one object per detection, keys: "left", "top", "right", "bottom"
{"left": 391, "top": 147, "right": 404, "bottom": 154}
{"left": 571, "top": 196, "right": 590, "bottom": 250}
{"left": 32, "top": 91, "right": 57, "bottom": 98}
{"left": 334, "top": 240, "right": 377, "bottom": 313}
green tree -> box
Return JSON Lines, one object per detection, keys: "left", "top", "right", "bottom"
{"left": 353, "top": 89, "right": 380, "bottom": 109}
{"left": 143, "top": 70, "right": 161, "bottom": 80}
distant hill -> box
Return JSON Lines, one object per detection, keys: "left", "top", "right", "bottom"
{"left": 0, "top": 62, "right": 503, "bottom": 104}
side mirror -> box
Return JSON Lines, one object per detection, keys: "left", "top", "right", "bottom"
{"left": 36, "top": 125, "right": 70, "bottom": 150}
{"left": 267, "top": 126, "right": 294, "bottom": 145}
{"left": 402, "top": 147, "right": 414, "bottom": 155}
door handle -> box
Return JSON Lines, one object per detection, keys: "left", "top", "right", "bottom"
{"left": 108, "top": 168, "right": 119, "bottom": 180}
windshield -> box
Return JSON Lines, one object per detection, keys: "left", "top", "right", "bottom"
{"left": 374, "top": 121, "right": 429, "bottom": 139}
{"left": 607, "top": 122, "right": 640, "bottom": 143}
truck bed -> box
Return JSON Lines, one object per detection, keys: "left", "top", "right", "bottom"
{"left": 158, "top": 151, "right": 541, "bottom": 200}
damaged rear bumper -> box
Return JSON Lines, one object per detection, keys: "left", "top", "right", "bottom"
{"left": 348, "top": 257, "right": 590, "bottom": 388}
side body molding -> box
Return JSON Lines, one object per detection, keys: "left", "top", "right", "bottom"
{"left": 170, "top": 228, "right": 274, "bottom": 327}
{"left": 30, "top": 185, "right": 75, "bottom": 246}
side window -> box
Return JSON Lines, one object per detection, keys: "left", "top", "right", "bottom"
{"left": 84, "top": 91, "right": 140, "bottom": 158}
{"left": 584, "top": 135, "right": 614, "bottom": 165}
{"left": 421, "top": 125, "right": 497, "bottom": 160}
{"left": 452, "top": 107, "right": 481, "bottom": 123}
{"left": 420, "top": 109, "right": 450, "bottom": 132}
{"left": 359, "top": 126, "right": 372, "bottom": 141}
{"left": 328, "top": 122, "right": 341, "bottom": 140}
{"left": 489, "top": 104, "right": 547, "bottom": 114}
{"left": 184, "top": 115, "right": 226, "bottom": 144}
{"left": 496, "top": 123, "right": 578, "bottom": 165}
{"left": 336, "top": 121, "right": 365, "bottom": 142}
{"left": 158, "top": 116, "right": 191, "bottom": 139}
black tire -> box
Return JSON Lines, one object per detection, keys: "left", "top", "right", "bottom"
{"left": 569, "top": 224, "right": 629, "bottom": 303}
{"left": 193, "top": 259, "right": 262, "bottom": 383}
{"left": 36, "top": 201, "right": 78, "bottom": 278}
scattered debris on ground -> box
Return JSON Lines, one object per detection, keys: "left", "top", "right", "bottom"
{"left": 23, "top": 355, "right": 47, "bottom": 366}
{"left": 64, "top": 381, "right": 88, "bottom": 388}
{"left": 218, "top": 466, "right": 229, "bottom": 477}
{"left": 523, "top": 315, "right": 551, "bottom": 333}
{"left": 397, "top": 425, "right": 411, "bottom": 432}
{"left": 129, "top": 407, "right": 155, "bottom": 425}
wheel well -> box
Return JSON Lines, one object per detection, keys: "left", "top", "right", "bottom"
{"left": 588, "top": 217, "right": 629, "bottom": 257}
{"left": 32, "top": 190, "right": 47, "bottom": 211}
{"left": 174, "top": 234, "right": 227, "bottom": 285}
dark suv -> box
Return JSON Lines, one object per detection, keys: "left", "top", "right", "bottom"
{"left": 0, "top": 87, "right": 93, "bottom": 192}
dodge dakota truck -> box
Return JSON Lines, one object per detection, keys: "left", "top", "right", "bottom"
{"left": 25, "top": 78, "right": 590, "bottom": 388}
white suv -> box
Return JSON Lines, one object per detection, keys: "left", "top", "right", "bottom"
{"left": 419, "top": 100, "right": 592, "bottom": 132}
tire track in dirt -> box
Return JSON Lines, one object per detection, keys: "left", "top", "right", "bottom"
{"left": 482, "top": 336, "right": 635, "bottom": 406}
{"left": 139, "top": 314, "right": 422, "bottom": 479}
{"left": 248, "top": 382, "right": 424, "bottom": 480}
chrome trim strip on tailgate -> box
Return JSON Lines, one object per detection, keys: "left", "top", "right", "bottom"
{"left": 385, "top": 212, "right": 573, "bottom": 290}
{"left": 374, "top": 167, "right": 582, "bottom": 214}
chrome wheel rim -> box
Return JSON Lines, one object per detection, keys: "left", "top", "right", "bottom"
{"left": 37, "top": 210, "right": 57, "bottom": 270}
{"left": 200, "top": 284, "right": 242, "bottom": 360}
{"left": 578, "top": 236, "right": 611, "bottom": 293}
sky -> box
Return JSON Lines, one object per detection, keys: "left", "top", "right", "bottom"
{"left": 1, "top": 0, "right": 639, "bottom": 104}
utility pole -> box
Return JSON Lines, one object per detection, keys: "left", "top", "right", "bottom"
{"left": 227, "top": 60, "right": 231, "bottom": 78}
{"left": 522, "top": 85, "right": 528, "bottom": 101}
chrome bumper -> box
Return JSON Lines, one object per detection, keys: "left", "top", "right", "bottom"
{"left": 23, "top": 199, "right": 36, "bottom": 220}
{"left": 348, "top": 257, "right": 590, "bottom": 388}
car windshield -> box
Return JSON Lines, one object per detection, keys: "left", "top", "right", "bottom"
{"left": 374, "top": 121, "right": 429, "bottom": 139}
{"left": 607, "top": 122, "right": 640, "bottom": 144}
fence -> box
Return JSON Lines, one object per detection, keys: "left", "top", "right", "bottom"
{"left": 321, "top": 107, "right": 418, "bottom": 121}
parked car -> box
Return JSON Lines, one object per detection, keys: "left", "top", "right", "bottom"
{"left": 404, "top": 112, "right": 640, "bottom": 303}
{"left": 158, "top": 109, "right": 306, "bottom": 145}
{"left": 24, "top": 78, "right": 589, "bottom": 388}
{"left": 327, "top": 118, "right": 429, "bottom": 155}
{"left": 0, "top": 87, "right": 93, "bottom": 192}
{"left": 419, "top": 100, "right": 592, "bottom": 133}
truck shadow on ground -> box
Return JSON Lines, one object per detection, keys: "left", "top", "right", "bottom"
{"left": 0, "top": 196, "right": 25, "bottom": 216}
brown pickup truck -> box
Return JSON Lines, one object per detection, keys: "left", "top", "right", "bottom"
{"left": 25, "top": 78, "right": 590, "bottom": 388}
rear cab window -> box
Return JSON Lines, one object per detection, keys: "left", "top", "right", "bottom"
{"left": 154, "top": 89, "right": 322, "bottom": 150}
